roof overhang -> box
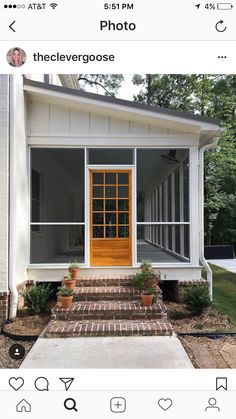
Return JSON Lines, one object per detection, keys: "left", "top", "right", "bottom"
{"left": 24, "top": 79, "right": 221, "bottom": 141}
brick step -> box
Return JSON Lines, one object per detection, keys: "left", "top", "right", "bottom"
{"left": 52, "top": 300, "right": 168, "bottom": 321}
{"left": 77, "top": 276, "right": 134, "bottom": 287}
{"left": 73, "top": 286, "right": 141, "bottom": 301}
{"left": 44, "top": 319, "right": 173, "bottom": 338}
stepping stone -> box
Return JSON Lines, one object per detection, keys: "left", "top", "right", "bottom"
{"left": 185, "top": 342, "right": 217, "bottom": 368}
{"left": 220, "top": 343, "right": 236, "bottom": 368}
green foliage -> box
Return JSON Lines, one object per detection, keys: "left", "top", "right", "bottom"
{"left": 58, "top": 286, "right": 73, "bottom": 297}
{"left": 77, "top": 74, "right": 124, "bottom": 96}
{"left": 183, "top": 284, "right": 212, "bottom": 316}
{"left": 140, "top": 259, "right": 152, "bottom": 271}
{"left": 68, "top": 260, "right": 80, "bottom": 269}
{"left": 133, "top": 74, "right": 236, "bottom": 245}
{"left": 21, "top": 284, "right": 51, "bottom": 314}
{"left": 142, "top": 287, "right": 155, "bottom": 295}
{"left": 133, "top": 271, "right": 154, "bottom": 290}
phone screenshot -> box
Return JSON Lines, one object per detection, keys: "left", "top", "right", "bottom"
{"left": 0, "top": 0, "right": 235, "bottom": 417}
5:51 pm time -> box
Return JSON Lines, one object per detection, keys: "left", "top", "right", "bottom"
{"left": 104, "top": 3, "right": 134, "bottom": 10}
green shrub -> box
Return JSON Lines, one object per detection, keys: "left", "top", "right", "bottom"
{"left": 58, "top": 286, "right": 74, "bottom": 296}
{"left": 21, "top": 284, "right": 51, "bottom": 314}
{"left": 183, "top": 284, "right": 212, "bottom": 316}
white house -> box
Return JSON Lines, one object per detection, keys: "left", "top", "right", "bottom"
{"left": 0, "top": 74, "right": 221, "bottom": 321}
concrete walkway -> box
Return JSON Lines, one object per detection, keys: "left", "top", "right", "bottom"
{"left": 20, "top": 336, "right": 193, "bottom": 369}
{"left": 208, "top": 259, "right": 236, "bottom": 274}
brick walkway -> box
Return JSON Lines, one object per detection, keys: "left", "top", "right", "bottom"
{"left": 44, "top": 275, "right": 172, "bottom": 338}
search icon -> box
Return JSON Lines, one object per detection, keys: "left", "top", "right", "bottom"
{"left": 64, "top": 398, "right": 78, "bottom": 412}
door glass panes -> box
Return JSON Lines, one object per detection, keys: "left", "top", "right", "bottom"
{"left": 93, "top": 226, "right": 104, "bottom": 238}
{"left": 118, "top": 200, "right": 129, "bottom": 211}
{"left": 118, "top": 186, "right": 129, "bottom": 198}
{"left": 93, "top": 186, "right": 103, "bottom": 198}
{"left": 105, "top": 173, "right": 116, "bottom": 184}
{"left": 93, "top": 173, "right": 103, "bottom": 184}
{"left": 91, "top": 171, "right": 130, "bottom": 239}
{"left": 105, "top": 186, "right": 116, "bottom": 198}
{"left": 93, "top": 200, "right": 103, "bottom": 211}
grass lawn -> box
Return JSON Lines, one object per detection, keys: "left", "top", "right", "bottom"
{"left": 203, "top": 264, "right": 236, "bottom": 330}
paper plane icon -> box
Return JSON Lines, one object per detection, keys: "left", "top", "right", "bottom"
{"left": 59, "top": 378, "right": 74, "bottom": 391}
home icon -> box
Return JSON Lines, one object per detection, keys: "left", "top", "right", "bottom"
{"left": 16, "top": 399, "right": 31, "bottom": 413}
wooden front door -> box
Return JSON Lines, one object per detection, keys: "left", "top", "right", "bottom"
{"left": 90, "top": 170, "right": 132, "bottom": 266}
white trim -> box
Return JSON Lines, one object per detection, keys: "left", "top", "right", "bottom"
{"left": 28, "top": 136, "right": 199, "bottom": 147}
{"left": 171, "top": 172, "right": 176, "bottom": 253}
{"left": 137, "top": 222, "right": 190, "bottom": 225}
{"left": 179, "top": 161, "right": 185, "bottom": 256}
{"left": 133, "top": 148, "right": 137, "bottom": 266}
{"left": 84, "top": 148, "right": 88, "bottom": 266}
{"left": 30, "top": 222, "right": 85, "bottom": 225}
{"left": 189, "top": 146, "right": 199, "bottom": 265}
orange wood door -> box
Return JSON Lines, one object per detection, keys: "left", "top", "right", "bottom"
{"left": 90, "top": 170, "right": 132, "bottom": 266}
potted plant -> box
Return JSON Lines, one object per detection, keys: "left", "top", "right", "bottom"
{"left": 63, "top": 271, "right": 76, "bottom": 289}
{"left": 141, "top": 287, "right": 156, "bottom": 306}
{"left": 58, "top": 286, "right": 73, "bottom": 309}
{"left": 68, "top": 259, "right": 80, "bottom": 279}
{"left": 140, "top": 259, "right": 152, "bottom": 272}
{"left": 133, "top": 270, "right": 156, "bottom": 306}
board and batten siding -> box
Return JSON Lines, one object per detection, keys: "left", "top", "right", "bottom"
{"left": 28, "top": 100, "right": 191, "bottom": 136}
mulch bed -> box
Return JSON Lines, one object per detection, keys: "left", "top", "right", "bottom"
{"left": 0, "top": 301, "right": 54, "bottom": 368}
{"left": 165, "top": 301, "right": 236, "bottom": 368}
{"left": 166, "top": 301, "right": 232, "bottom": 333}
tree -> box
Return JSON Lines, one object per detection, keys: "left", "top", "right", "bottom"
{"left": 132, "top": 74, "right": 236, "bottom": 245}
{"left": 77, "top": 74, "right": 124, "bottom": 96}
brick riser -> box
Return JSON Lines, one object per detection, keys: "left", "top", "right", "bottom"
{"left": 44, "top": 320, "right": 172, "bottom": 338}
{"left": 73, "top": 286, "right": 162, "bottom": 302}
{"left": 44, "top": 275, "right": 172, "bottom": 338}
{"left": 52, "top": 301, "right": 168, "bottom": 321}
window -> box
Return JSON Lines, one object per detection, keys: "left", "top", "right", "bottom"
{"left": 137, "top": 149, "right": 190, "bottom": 263}
{"left": 30, "top": 149, "right": 85, "bottom": 264}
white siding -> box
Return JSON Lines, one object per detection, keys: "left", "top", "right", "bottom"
{"left": 28, "top": 100, "right": 191, "bottom": 136}
{"left": 0, "top": 75, "right": 9, "bottom": 292}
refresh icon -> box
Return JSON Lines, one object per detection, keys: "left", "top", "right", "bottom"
{"left": 215, "top": 20, "right": 227, "bottom": 32}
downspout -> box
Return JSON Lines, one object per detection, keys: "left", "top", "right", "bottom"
{"left": 9, "top": 75, "right": 18, "bottom": 320}
{"left": 199, "top": 132, "right": 220, "bottom": 299}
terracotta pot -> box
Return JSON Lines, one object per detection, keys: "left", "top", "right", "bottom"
{"left": 60, "top": 295, "right": 73, "bottom": 309}
{"left": 141, "top": 292, "right": 154, "bottom": 306}
{"left": 68, "top": 268, "right": 80, "bottom": 279}
{"left": 63, "top": 278, "right": 76, "bottom": 289}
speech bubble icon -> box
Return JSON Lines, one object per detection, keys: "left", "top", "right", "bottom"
{"left": 34, "top": 377, "right": 49, "bottom": 391}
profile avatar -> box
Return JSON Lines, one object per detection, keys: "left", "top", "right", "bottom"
{"left": 7, "top": 47, "right": 26, "bottom": 67}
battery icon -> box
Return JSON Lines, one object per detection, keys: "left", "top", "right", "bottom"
{"left": 217, "top": 3, "right": 233, "bottom": 9}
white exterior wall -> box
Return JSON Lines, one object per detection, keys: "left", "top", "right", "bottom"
{"left": 10, "top": 75, "right": 29, "bottom": 286}
{"left": 28, "top": 100, "right": 190, "bottom": 136}
{"left": 0, "top": 75, "right": 9, "bottom": 292}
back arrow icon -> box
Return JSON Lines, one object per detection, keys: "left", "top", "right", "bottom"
{"left": 215, "top": 20, "right": 227, "bottom": 32}
{"left": 9, "top": 21, "right": 16, "bottom": 32}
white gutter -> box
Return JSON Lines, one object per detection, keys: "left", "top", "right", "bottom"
{"left": 199, "top": 132, "right": 220, "bottom": 299}
{"left": 9, "top": 75, "right": 18, "bottom": 320}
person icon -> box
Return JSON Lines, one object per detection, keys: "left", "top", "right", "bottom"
{"left": 7, "top": 47, "right": 26, "bottom": 67}
{"left": 205, "top": 398, "right": 220, "bottom": 412}
{"left": 14, "top": 348, "right": 20, "bottom": 356}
